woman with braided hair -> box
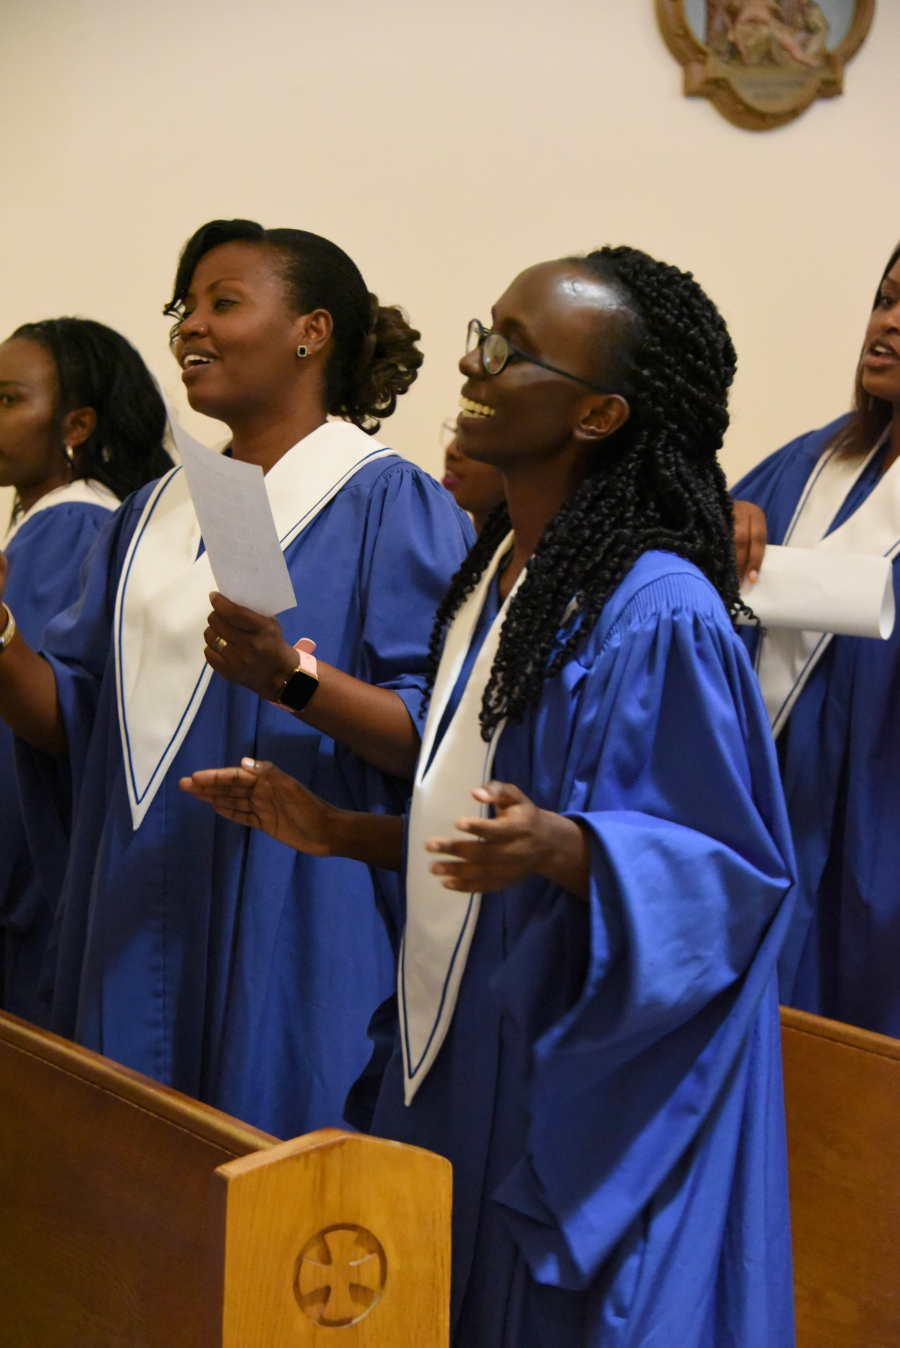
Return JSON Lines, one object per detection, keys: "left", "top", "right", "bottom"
{"left": 184, "top": 247, "right": 796, "bottom": 1345}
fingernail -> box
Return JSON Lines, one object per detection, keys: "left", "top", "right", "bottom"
{"left": 748, "top": 570, "right": 758, "bottom": 584}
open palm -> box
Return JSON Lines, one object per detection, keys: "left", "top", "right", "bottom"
{"left": 179, "top": 758, "right": 332, "bottom": 855}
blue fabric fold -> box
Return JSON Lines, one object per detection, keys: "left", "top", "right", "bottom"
{"left": 359, "top": 550, "right": 796, "bottom": 1346}
{"left": 16, "top": 456, "right": 473, "bottom": 1137}
{"left": 1, "top": 500, "right": 114, "bottom": 1025}
{"left": 734, "top": 417, "right": 900, "bottom": 1035}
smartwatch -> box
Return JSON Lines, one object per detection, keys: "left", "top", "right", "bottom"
{"left": 278, "top": 638, "right": 320, "bottom": 712}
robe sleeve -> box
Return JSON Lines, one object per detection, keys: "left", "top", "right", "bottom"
{"left": 3, "top": 502, "right": 117, "bottom": 917}
{"left": 490, "top": 573, "right": 795, "bottom": 1290}
{"left": 351, "top": 462, "right": 474, "bottom": 730}
{"left": 328, "top": 464, "right": 472, "bottom": 943}
{"left": 13, "top": 497, "right": 143, "bottom": 859}
{"left": 4, "top": 503, "right": 115, "bottom": 646}
{"left": 730, "top": 415, "right": 850, "bottom": 537}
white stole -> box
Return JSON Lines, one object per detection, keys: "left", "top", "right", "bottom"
{"left": 4, "top": 478, "right": 119, "bottom": 547}
{"left": 756, "top": 429, "right": 900, "bottom": 736}
{"left": 114, "top": 421, "right": 395, "bottom": 829}
{"left": 400, "top": 533, "right": 524, "bottom": 1104}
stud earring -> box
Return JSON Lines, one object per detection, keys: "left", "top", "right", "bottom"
{"left": 296, "top": 345, "right": 308, "bottom": 358}
{"left": 63, "top": 444, "right": 75, "bottom": 464}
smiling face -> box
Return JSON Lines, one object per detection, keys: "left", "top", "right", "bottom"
{"left": 442, "top": 436, "right": 505, "bottom": 520}
{"left": 455, "top": 261, "right": 632, "bottom": 474}
{"left": 861, "top": 256, "right": 900, "bottom": 408}
{"left": 0, "top": 337, "right": 67, "bottom": 495}
{"left": 171, "top": 240, "right": 311, "bottom": 426}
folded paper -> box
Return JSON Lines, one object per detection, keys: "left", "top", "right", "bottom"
{"left": 739, "top": 544, "right": 895, "bottom": 639}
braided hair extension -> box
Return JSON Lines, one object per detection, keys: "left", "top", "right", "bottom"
{"left": 425, "top": 246, "right": 745, "bottom": 741}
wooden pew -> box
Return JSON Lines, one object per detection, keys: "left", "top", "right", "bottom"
{"left": 781, "top": 1006, "right": 900, "bottom": 1348}
{"left": 0, "top": 1010, "right": 451, "bottom": 1347}
{"left": 10, "top": 999, "right": 896, "bottom": 1348}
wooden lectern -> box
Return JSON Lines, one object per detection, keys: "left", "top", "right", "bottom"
{"left": 0, "top": 1011, "right": 451, "bottom": 1347}
{"left": 781, "top": 1006, "right": 900, "bottom": 1348}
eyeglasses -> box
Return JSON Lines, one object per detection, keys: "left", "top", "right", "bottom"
{"left": 439, "top": 417, "right": 457, "bottom": 449}
{"left": 465, "top": 318, "right": 606, "bottom": 391}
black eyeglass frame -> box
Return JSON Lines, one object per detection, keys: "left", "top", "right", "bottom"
{"left": 466, "top": 319, "right": 608, "bottom": 393}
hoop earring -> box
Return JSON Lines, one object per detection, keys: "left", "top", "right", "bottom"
{"left": 296, "top": 345, "right": 308, "bottom": 358}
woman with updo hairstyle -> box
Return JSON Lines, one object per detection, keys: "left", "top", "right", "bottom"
{"left": 184, "top": 247, "right": 796, "bottom": 1345}
{"left": 0, "top": 219, "right": 472, "bottom": 1136}
{"left": 0, "top": 317, "right": 170, "bottom": 1025}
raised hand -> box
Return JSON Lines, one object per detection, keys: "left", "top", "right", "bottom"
{"left": 179, "top": 758, "right": 333, "bottom": 853}
{"left": 204, "top": 591, "right": 422, "bottom": 780}
{"left": 426, "top": 781, "right": 590, "bottom": 899}
{"left": 179, "top": 758, "right": 405, "bottom": 870}
{"left": 732, "top": 499, "right": 767, "bottom": 585}
{"left": 204, "top": 591, "right": 298, "bottom": 701}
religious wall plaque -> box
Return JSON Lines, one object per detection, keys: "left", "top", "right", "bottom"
{"left": 657, "top": 0, "right": 875, "bottom": 130}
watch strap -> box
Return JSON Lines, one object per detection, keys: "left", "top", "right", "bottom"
{"left": 0, "top": 604, "right": 17, "bottom": 652}
{"left": 277, "top": 638, "right": 319, "bottom": 712}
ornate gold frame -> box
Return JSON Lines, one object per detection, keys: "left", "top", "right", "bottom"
{"left": 656, "top": 0, "right": 875, "bottom": 130}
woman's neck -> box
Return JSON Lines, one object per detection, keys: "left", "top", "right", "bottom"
{"left": 497, "top": 449, "right": 591, "bottom": 601}
{"left": 16, "top": 466, "right": 72, "bottom": 517}
{"left": 228, "top": 405, "right": 329, "bottom": 474}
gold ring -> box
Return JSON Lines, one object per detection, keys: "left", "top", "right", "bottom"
{"left": 213, "top": 636, "right": 228, "bottom": 654}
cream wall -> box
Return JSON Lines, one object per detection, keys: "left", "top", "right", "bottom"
{"left": 2, "top": 0, "right": 899, "bottom": 492}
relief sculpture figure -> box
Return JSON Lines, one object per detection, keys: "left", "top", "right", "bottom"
{"left": 705, "top": 0, "right": 829, "bottom": 67}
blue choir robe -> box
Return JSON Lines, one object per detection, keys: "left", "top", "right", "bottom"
{"left": 0, "top": 492, "right": 115, "bottom": 1026}
{"left": 17, "top": 456, "right": 473, "bottom": 1137}
{"left": 348, "top": 551, "right": 797, "bottom": 1348}
{"left": 734, "top": 417, "right": 900, "bottom": 1035}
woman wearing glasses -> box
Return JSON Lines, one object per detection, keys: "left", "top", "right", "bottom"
{"left": 0, "top": 219, "right": 472, "bottom": 1138}
{"left": 184, "top": 246, "right": 795, "bottom": 1346}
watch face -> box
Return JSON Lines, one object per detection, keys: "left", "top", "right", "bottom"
{"left": 279, "top": 668, "right": 320, "bottom": 712}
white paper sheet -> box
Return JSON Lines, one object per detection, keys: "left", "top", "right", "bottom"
{"left": 739, "top": 544, "right": 895, "bottom": 639}
{"left": 167, "top": 416, "right": 297, "bottom": 617}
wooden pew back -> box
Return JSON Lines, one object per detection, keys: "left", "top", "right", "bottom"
{"left": 0, "top": 1011, "right": 451, "bottom": 1347}
{"left": 7, "top": 1002, "right": 900, "bottom": 1346}
{"left": 782, "top": 1006, "right": 900, "bottom": 1348}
